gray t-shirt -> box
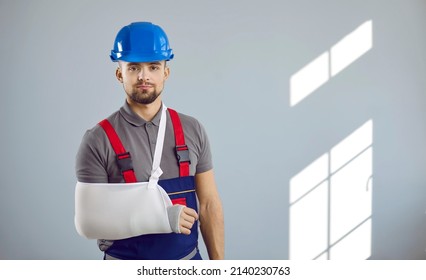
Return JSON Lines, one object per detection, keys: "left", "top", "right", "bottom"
{"left": 76, "top": 102, "right": 213, "bottom": 183}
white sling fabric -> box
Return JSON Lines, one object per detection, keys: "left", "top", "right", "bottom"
{"left": 74, "top": 104, "right": 183, "bottom": 240}
{"left": 75, "top": 181, "right": 173, "bottom": 239}
{"left": 147, "top": 104, "right": 167, "bottom": 189}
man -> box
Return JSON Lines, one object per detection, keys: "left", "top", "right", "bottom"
{"left": 75, "top": 22, "right": 224, "bottom": 260}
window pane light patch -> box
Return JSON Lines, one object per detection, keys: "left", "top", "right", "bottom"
{"left": 289, "top": 154, "right": 329, "bottom": 259}
{"left": 290, "top": 52, "right": 329, "bottom": 107}
{"left": 289, "top": 153, "right": 329, "bottom": 204}
{"left": 289, "top": 120, "right": 373, "bottom": 259}
{"left": 331, "top": 20, "right": 373, "bottom": 77}
{"left": 330, "top": 120, "right": 373, "bottom": 173}
{"left": 329, "top": 120, "right": 373, "bottom": 259}
{"left": 289, "top": 181, "right": 328, "bottom": 259}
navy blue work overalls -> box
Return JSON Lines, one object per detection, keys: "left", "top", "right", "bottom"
{"left": 98, "top": 108, "right": 200, "bottom": 260}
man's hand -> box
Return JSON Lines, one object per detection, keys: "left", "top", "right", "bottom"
{"left": 179, "top": 207, "right": 198, "bottom": 235}
{"left": 167, "top": 205, "right": 198, "bottom": 234}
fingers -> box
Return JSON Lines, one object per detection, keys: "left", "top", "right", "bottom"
{"left": 183, "top": 207, "right": 199, "bottom": 221}
{"left": 179, "top": 207, "right": 198, "bottom": 235}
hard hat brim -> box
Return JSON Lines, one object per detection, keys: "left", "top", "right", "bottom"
{"left": 110, "top": 51, "right": 174, "bottom": 63}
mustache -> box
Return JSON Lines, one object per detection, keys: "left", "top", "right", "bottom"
{"left": 136, "top": 82, "right": 154, "bottom": 86}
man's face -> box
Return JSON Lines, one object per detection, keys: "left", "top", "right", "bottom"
{"left": 116, "top": 61, "right": 170, "bottom": 105}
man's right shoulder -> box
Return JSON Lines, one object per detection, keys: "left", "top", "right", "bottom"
{"left": 81, "top": 110, "right": 121, "bottom": 144}
{"left": 76, "top": 110, "right": 122, "bottom": 183}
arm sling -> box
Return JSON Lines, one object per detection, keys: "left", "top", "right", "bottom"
{"left": 75, "top": 105, "right": 184, "bottom": 240}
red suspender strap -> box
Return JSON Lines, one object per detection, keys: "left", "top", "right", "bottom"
{"left": 98, "top": 119, "right": 137, "bottom": 183}
{"left": 167, "top": 108, "right": 190, "bottom": 177}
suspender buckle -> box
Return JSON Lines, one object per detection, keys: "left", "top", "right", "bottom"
{"left": 176, "top": 145, "right": 191, "bottom": 164}
{"left": 116, "top": 152, "right": 134, "bottom": 173}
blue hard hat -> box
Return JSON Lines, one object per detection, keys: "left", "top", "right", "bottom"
{"left": 110, "top": 22, "right": 174, "bottom": 62}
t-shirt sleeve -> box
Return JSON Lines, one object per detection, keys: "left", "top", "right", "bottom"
{"left": 195, "top": 120, "right": 213, "bottom": 174}
{"left": 75, "top": 128, "right": 109, "bottom": 183}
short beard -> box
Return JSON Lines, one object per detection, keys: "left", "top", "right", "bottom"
{"left": 126, "top": 89, "right": 162, "bottom": 105}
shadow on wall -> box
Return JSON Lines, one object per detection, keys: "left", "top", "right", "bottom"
{"left": 288, "top": 20, "right": 374, "bottom": 259}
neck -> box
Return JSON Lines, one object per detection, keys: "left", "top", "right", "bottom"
{"left": 126, "top": 97, "right": 162, "bottom": 122}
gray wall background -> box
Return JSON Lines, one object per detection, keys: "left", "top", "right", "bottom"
{"left": 0, "top": 0, "right": 425, "bottom": 259}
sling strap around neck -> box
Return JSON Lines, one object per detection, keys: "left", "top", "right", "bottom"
{"left": 147, "top": 105, "right": 167, "bottom": 189}
{"left": 98, "top": 105, "right": 190, "bottom": 183}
